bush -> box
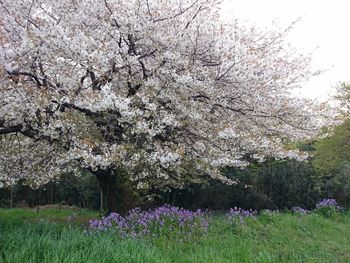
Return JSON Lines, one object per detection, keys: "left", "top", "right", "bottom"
{"left": 245, "top": 192, "right": 278, "bottom": 211}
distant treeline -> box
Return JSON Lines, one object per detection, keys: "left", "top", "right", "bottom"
{"left": 1, "top": 157, "right": 349, "bottom": 212}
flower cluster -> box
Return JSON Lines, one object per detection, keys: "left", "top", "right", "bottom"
{"left": 316, "top": 199, "right": 342, "bottom": 210}
{"left": 291, "top": 206, "right": 309, "bottom": 215}
{"left": 89, "top": 205, "right": 208, "bottom": 240}
{"left": 226, "top": 207, "right": 257, "bottom": 223}
{"left": 0, "top": 0, "right": 333, "bottom": 189}
{"left": 314, "top": 199, "right": 342, "bottom": 218}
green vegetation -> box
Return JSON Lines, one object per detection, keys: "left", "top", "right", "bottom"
{"left": 0, "top": 158, "right": 322, "bottom": 212}
{"left": 1, "top": 208, "right": 349, "bottom": 263}
{"left": 0, "top": 207, "right": 99, "bottom": 226}
{"left": 313, "top": 119, "right": 350, "bottom": 204}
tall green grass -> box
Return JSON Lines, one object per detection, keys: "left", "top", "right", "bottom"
{"left": 1, "top": 208, "right": 349, "bottom": 263}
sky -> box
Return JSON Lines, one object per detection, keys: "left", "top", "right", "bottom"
{"left": 221, "top": 0, "right": 350, "bottom": 101}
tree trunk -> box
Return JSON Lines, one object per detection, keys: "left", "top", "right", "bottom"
{"left": 91, "top": 168, "right": 138, "bottom": 215}
{"left": 93, "top": 169, "right": 119, "bottom": 215}
{"left": 99, "top": 183, "right": 104, "bottom": 215}
{"left": 10, "top": 186, "right": 13, "bottom": 208}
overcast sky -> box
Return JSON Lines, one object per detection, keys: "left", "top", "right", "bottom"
{"left": 221, "top": 0, "right": 350, "bottom": 101}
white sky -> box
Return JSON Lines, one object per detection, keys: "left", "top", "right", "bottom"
{"left": 221, "top": 0, "right": 350, "bottom": 101}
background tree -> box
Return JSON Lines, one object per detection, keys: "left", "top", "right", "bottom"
{"left": 0, "top": 0, "right": 330, "bottom": 212}
{"left": 312, "top": 83, "right": 350, "bottom": 205}
{"left": 157, "top": 158, "right": 318, "bottom": 210}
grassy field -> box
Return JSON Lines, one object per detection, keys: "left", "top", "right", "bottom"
{"left": 0, "top": 207, "right": 349, "bottom": 263}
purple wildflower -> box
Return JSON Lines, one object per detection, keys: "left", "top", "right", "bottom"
{"left": 88, "top": 205, "right": 209, "bottom": 240}
{"left": 291, "top": 206, "right": 309, "bottom": 215}
{"left": 226, "top": 207, "right": 257, "bottom": 223}
{"left": 316, "top": 199, "right": 341, "bottom": 210}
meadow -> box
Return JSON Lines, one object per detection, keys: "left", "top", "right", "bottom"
{"left": 0, "top": 207, "right": 349, "bottom": 263}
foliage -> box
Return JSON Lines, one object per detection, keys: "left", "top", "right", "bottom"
{"left": 0, "top": 172, "right": 100, "bottom": 210}
{"left": 313, "top": 119, "right": 350, "bottom": 174}
{"left": 4, "top": 156, "right": 344, "bottom": 213}
{"left": 156, "top": 159, "right": 319, "bottom": 210}
{"left": 313, "top": 119, "right": 350, "bottom": 207}
{"left": 334, "top": 82, "right": 350, "bottom": 116}
{"left": 310, "top": 82, "right": 350, "bottom": 207}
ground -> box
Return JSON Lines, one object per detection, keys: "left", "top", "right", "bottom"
{"left": 0, "top": 207, "right": 349, "bottom": 263}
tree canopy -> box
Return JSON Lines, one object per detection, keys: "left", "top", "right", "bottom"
{"left": 0, "top": 0, "right": 330, "bottom": 195}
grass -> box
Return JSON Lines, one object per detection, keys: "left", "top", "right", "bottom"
{"left": 0, "top": 207, "right": 99, "bottom": 226}
{"left": 0, "top": 208, "right": 350, "bottom": 263}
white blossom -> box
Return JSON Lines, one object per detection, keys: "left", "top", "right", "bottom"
{"left": 0, "top": 0, "right": 334, "bottom": 188}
